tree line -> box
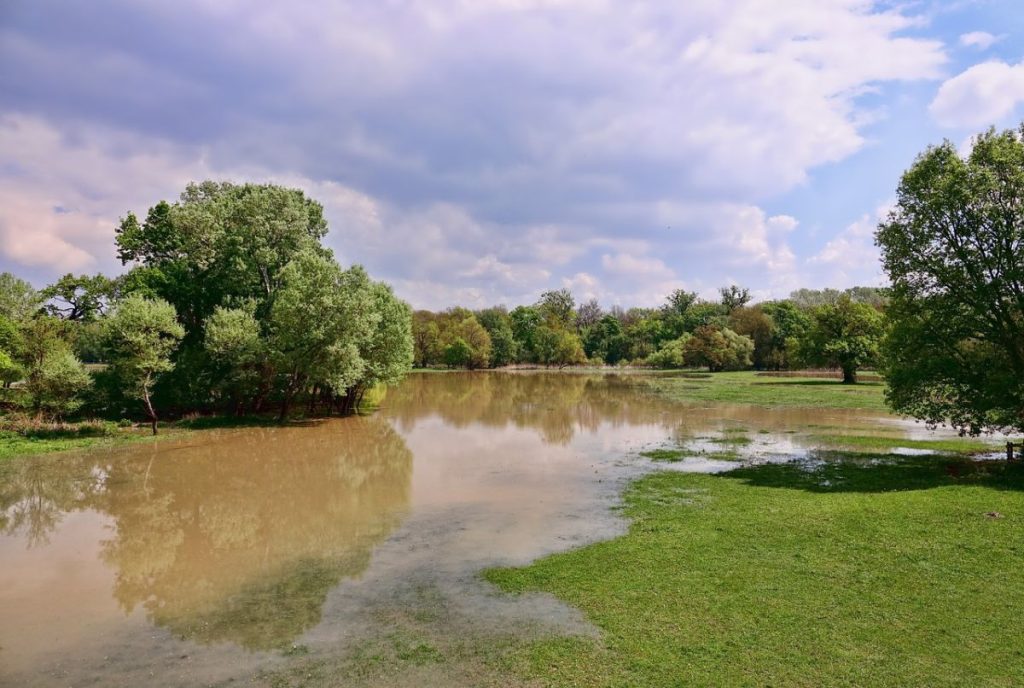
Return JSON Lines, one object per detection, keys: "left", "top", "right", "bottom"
{"left": 411, "top": 284, "right": 888, "bottom": 384}
{"left": 0, "top": 182, "right": 414, "bottom": 433}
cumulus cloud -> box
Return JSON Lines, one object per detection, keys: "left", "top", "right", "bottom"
{"left": 0, "top": 0, "right": 949, "bottom": 305}
{"left": 930, "top": 60, "right": 1024, "bottom": 129}
{"left": 959, "top": 31, "right": 1000, "bottom": 50}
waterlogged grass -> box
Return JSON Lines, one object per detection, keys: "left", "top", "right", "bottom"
{"left": 810, "top": 433, "right": 997, "bottom": 454}
{"left": 486, "top": 455, "right": 1024, "bottom": 686}
{"left": 648, "top": 370, "right": 889, "bottom": 411}
{"left": 638, "top": 448, "right": 689, "bottom": 462}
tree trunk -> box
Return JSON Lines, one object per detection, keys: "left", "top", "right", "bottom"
{"left": 142, "top": 384, "right": 159, "bottom": 435}
{"left": 841, "top": 366, "right": 857, "bottom": 384}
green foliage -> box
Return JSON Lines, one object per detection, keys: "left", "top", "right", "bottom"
{"left": 0, "top": 272, "right": 43, "bottom": 322}
{"left": 583, "top": 315, "right": 628, "bottom": 365}
{"left": 103, "top": 296, "right": 185, "bottom": 431}
{"left": 789, "top": 286, "right": 889, "bottom": 309}
{"left": 759, "top": 301, "right": 811, "bottom": 369}
{"left": 719, "top": 284, "right": 751, "bottom": 312}
{"left": 803, "top": 296, "right": 884, "bottom": 383}
{"left": 645, "top": 333, "right": 690, "bottom": 369}
{"left": 476, "top": 307, "right": 518, "bottom": 367}
{"left": 683, "top": 325, "right": 754, "bottom": 372}
{"left": 41, "top": 273, "right": 117, "bottom": 321}
{"left": 443, "top": 338, "right": 473, "bottom": 368}
{"left": 23, "top": 349, "right": 92, "bottom": 419}
{"left": 532, "top": 325, "right": 586, "bottom": 368}
{"left": 205, "top": 304, "right": 264, "bottom": 407}
{"left": 537, "top": 288, "right": 576, "bottom": 329}
{"left": 878, "top": 125, "right": 1024, "bottom": 434}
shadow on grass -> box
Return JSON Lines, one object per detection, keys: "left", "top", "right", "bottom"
{"left": 722, "top": 454, "right": 1024, "bottom": 494}
{"left": 750, "top": 379, "right": 884, "bottom": 388}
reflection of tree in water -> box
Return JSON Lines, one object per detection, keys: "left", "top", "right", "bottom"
{"left": 0, "top": 416, "right": 412, "bottom": 651}
{"left": 387, "top": 372, "right": 673, "bottom": 444}
{"left": 385, "top": 371, "right": 891, "bottom": 446}
{"left": 0, "top": 456, "right": 106, "bottom": 546}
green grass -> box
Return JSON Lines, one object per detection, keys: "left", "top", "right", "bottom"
{"left": 638, "top": 448, "right": 689, "bottom": 462}
{"left": 648, "top": 371, "right": 889, "bottom": 411}
{"left": 0, "top": 429, "right": 153, "bottom": 460}
{"left": 810, "top": 433, "right": 998, "bottom": 454}
{"left": 486, "top": 455, "right": 1024, "bottom": 687}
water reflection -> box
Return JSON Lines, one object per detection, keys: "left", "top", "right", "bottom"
{"left": 0, "top": 416, "right": 411, "bottom": 656}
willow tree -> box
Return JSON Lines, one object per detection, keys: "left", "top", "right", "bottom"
{"left": 877, "top": 125, "right": 1024, "bottom": 434}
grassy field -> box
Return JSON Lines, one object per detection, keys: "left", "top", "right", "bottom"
{"left": 486, "top": 453, "right": 1024, "bottom": 687}
{"left": 648, "top": 370, "right": 890, "bottom": 412}
{"left": 0, "top": 428, "right": 156, "bottom": 460}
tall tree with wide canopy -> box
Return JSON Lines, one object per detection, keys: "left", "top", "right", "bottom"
{"left": 877, "top": 125, "right": 1024, "bottom": 434}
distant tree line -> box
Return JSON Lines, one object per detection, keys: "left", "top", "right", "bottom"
{"left": 411, "top": 284, "right": 889, "bottom": 384}
{"left": 0, "top": 182, "right": 414, "bottom": 433}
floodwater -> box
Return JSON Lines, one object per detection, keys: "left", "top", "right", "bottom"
{"left": 0, "top": 372, "right": 980, "bottom": 686}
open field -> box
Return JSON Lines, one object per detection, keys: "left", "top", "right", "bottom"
{"left": 647, "top": 370, "right": 891, "bottom": 412}
{"left": 486, "top": 453, "right": 1024, "bottom": 687}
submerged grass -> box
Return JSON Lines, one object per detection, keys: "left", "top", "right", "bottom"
{"left": 485, "top": 455, "right": 1024, "bottom": 686}
{"left": 648, "top": 370, "right": 889, "bottom": 411}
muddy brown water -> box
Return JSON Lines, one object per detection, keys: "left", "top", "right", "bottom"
{"left": 0, "top": 372, "right": 974, "bottom": 686}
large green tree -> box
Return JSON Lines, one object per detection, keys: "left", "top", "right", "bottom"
{"left": 802, "top": 297, "right": 884, "bottom": 384}
{"left": 877, "top": 125, "right": 1024, "bottom": 433}
{"left": 103, "top": 296, "right": 185, "bottom": 434}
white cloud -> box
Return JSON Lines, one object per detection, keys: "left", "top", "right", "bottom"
{"left": 804, "top": 202, "right": 892, "bottom": 288}
{"left": 930, "top": 60, "right": 1024, "bottom": 128}
{"left": 0, "top": 1, "right": 951, "bottom": 304}
{"left": 959, "top": 31, "right": 1000, "bottom": 50}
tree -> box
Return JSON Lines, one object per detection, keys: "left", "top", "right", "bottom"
{"left": 663, "top": 289, "right": 698, "bottom": 317}
{"left": 646, "top": 334, "right": 691, "bottom": 369}
{"left": 0, "top": 272, "right": 42, "bottom": 322}
{"left": 533, "top": 326, "right": 586, "bottom": 368}
{"left": 876, "top": 125, "right": 1024, "bottom": 433}
{"left": 510, "top": 305, "right": 543, "bottom": 361}
{"left": 720, "top": 285, "right": 751, "bottom": 313}
{"left": 412, "top": 311, "right": 443, "bottom": 367}
{"left": 351, "top": 281, "right": 414, "bottom": 406}
{"left": 115, "top": 182, "right": 330, "bottom": 408}
{"left": 23, "top": 350, "right": 92, "bottom": 420}
{"left": 267, "top": 252, "right": 376, "bottom": 420}
{"left": 759, "top": 301, "right": 811, "bottom": 370}
{"left": 684, "top": 325, "right": 754, "bottom": 372}
{"left": 575, "top": 298, "right": 603, "bottom": 330}
{"left": 103, "top": 296, "right": 185, "bottom": 434}
{"left": 802, "top": 296, "right": 884, "bottom": 384}
{"left": 18, "top": 316, "right": 85, "bottom": 417}
{"left": 537, "top": 289, "right": 575, "bottom": 329}
{"left": 729, "top": 306, "right": 774, "bottom": 369}
{"left": 584, "top": 314, "right": 628, "bottom": 364}
{"left": 476, "top": 307, "right": 518, "bottom": 367}
{"left": 41, "top": 273, "right": 117, "bottom": 321}
{"left": 204, "top": 304, "right": 264, "bottom": 412}
{"left": 443, "top": 338, "right": 473, "bottom": 368}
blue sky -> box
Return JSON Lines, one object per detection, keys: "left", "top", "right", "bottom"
{"left": 1, "top": 0, "right": 1022, "bottom": 309}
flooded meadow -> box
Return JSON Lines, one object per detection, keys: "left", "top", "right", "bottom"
{"left": 0, "top": 372, "right": 984, "bottom": 687}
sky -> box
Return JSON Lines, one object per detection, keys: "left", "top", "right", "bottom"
{"left": 1, "top": 0, "right": 1023, "bottom": 310}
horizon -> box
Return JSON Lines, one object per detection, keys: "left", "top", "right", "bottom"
{"left": 2, "top": 1, "right": 1023, "bottom": 309}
